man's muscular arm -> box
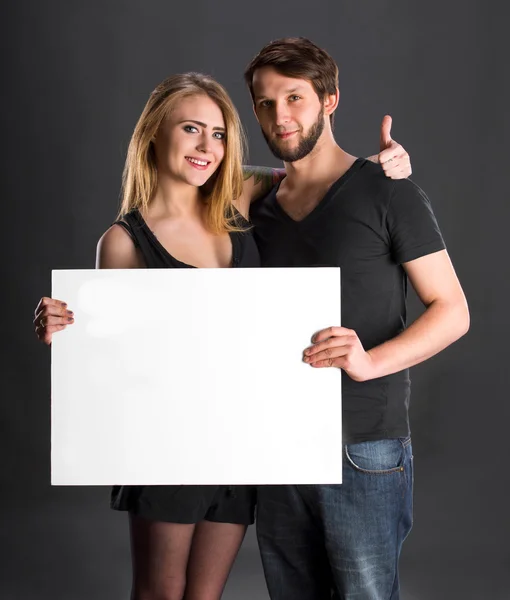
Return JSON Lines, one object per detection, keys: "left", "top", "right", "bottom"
{"left": 303, "top": 250, "right": 470, "bottom": 381}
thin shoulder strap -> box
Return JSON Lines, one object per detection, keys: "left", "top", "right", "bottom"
{"left": 112, "top": 217, "right": 139, "bottom": 247}
{"left": 231, "top": 206, "right": 251, "bottom": 230}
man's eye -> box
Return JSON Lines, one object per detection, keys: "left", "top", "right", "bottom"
{"left": 183, "top": 125, "right": 199, "bottom": 133}
{"left": 289, "top": 95, "right": 301, "bottom": 102}
{"left": 259, "top": 100, "right": 272, "bottom": 108}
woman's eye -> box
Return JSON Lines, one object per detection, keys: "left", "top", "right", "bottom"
{"left": 183, "top": 125, "right": 199, "bottom": 133}
{"left": 213, "top": 132, "right": 225, "bottom": 140}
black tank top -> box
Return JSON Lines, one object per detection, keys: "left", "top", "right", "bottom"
{"left": 113, "top": 209, "right": 260, "bottom": 269}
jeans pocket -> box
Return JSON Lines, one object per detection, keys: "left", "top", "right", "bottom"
{"left": 345, "top": 438, "right": 406, "bottom": 474}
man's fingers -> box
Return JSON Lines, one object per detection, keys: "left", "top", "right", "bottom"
{"left": 382, "top": 162, "right": 411, "bottom": 175}
{"left": 309, "top": 357, "right": 347, "bottom": 369}
{"left": 379, "top": 115, "right": 393, "bottom": 151}
{"left": 311, "top": 326, "right": 352, "bottom": 343}
{"left": 304, "top": 337, "right": 351, "bottom": 358}
{"left": 380, "top": 151, "right": 410, "bottom": 169}
{"left": 384, "top": 166, "right": 413, "bottom": 180}
{"left": 304, "top": 346, "right": 350, "bottom": 364}
{"left": 379, "top": 142, "right": 405, "bottom": 165}
{"left": 381, "top": 154, "right": 412, "bottom": 179}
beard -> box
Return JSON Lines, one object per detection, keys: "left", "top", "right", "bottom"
{"left": 262, "top": 106, "right": 325, "bottom": 162}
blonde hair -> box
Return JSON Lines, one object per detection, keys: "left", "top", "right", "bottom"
{"left": 119, "top": 72, "right": 247, "bottom": 234}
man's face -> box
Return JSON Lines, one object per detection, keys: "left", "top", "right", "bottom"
{"left": 252, "top": 67, "right": 326, "bottom": 162}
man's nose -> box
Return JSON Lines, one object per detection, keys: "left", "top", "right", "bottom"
{"left": 274, "top": 101, "right": 291, "bottom": 127}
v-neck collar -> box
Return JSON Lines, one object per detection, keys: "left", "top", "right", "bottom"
{"left": 271, "top": 157, "right": 366, "bottom": 225}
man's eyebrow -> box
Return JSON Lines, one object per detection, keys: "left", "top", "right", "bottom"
{"left": 179, "top": 119, "right": 225, "bottom": 131}
{"left": 254, "top": 87, "right": 307, "bottom": 101}
{"left": 285, "top": 87, "right": 306, "bottom": 94}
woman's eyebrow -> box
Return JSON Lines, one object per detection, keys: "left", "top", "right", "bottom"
{"left": 179, "top": 119, "right": 225, "bottom": 131}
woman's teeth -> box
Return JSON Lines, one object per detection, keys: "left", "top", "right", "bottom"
{"left": 186, "top": 157, "right": 209, "bottom": 166}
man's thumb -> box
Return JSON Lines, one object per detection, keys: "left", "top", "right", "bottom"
{"left": 380, "top": 115, "right": 393, "bottom": 150}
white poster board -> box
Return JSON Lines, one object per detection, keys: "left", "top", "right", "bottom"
{"left": 51, "top": 268, "right": 342, "bottom": 485}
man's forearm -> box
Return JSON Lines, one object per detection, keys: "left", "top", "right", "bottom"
{"left": 366, "top": 298, "right": 470, "bottom": 379}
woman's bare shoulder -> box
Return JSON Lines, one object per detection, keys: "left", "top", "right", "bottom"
{"left": 96, "top": 223, "right": 142, "bottom": 269}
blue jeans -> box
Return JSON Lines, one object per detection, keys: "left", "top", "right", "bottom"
{"left": 256, "top": 437, "right": 414, "bottom": 600}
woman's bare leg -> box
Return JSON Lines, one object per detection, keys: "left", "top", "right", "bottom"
{"left": 129, "top": 514, "right": 196, "bottom": 600}
{"left": 184, "top": 521, "right": 247, "bottom": 600}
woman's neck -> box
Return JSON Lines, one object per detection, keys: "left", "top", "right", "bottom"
{"left": 149, "top": 173, "right": 204, "bottom": 221}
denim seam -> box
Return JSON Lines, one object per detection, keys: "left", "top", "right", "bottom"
{"left": 388, "top": 498, "right": 404, "bottom": 600}
{"left": 344, "top": 446, "right": 406, "bottom": 475}
{"left": 388, "top": 444, "right": 413, "bottom": 599}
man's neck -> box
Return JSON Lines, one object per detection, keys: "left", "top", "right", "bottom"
{"left": 282, "top": 135, "right": 357, "bottom": 190}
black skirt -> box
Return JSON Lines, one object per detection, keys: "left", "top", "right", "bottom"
{"left": 111, "top": 485, "right": 257, "bottom": 525}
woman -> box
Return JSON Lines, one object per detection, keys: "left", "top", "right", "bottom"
{"left": 33, "top": 72, "right": 412, "bottom": 600}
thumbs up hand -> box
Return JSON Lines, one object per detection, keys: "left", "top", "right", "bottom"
{"left": 377, "top": 115, "right": 412, "bottom": 179}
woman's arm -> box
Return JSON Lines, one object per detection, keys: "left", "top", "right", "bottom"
{"left": 95, "top": 223, "right": 143, "bottom": 269}
{"left": 34, "top": 224, "right": 141, "bottom": 345}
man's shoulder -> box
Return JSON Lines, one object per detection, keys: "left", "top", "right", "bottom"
{"left": 352, "top": 159, "right": 395, "bottom": 192}
{"left": 358, "top": 158, "right": 386, "bottom": 177}
{"left": 356, "top": 159, "right": 426, "bottom": 200}
{"left": 335, "top": 159, "right": 394, "bottom": 208}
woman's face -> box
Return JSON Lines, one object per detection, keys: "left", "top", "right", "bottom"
{"left": 154, "top": 94, "right": 226, "bottom": 188}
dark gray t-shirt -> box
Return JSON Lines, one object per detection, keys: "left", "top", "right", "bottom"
{"left": 250, "top": 158, "right": 445, "bottom": 443}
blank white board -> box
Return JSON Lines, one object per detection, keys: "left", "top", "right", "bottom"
{"left": 51, "top": 267, "right": 342, "bottom": 485}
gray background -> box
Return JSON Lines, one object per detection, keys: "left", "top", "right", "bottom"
{"left": 2, "top": 0, "right": 508, "bottom": 598}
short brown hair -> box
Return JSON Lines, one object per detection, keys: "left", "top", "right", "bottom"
{"left": 244, "top": 37, "right": 339, "bottom": 126}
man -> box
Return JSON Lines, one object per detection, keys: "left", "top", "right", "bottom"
{"left": 245, "top": 38, "right": 469, "bottom": 600}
